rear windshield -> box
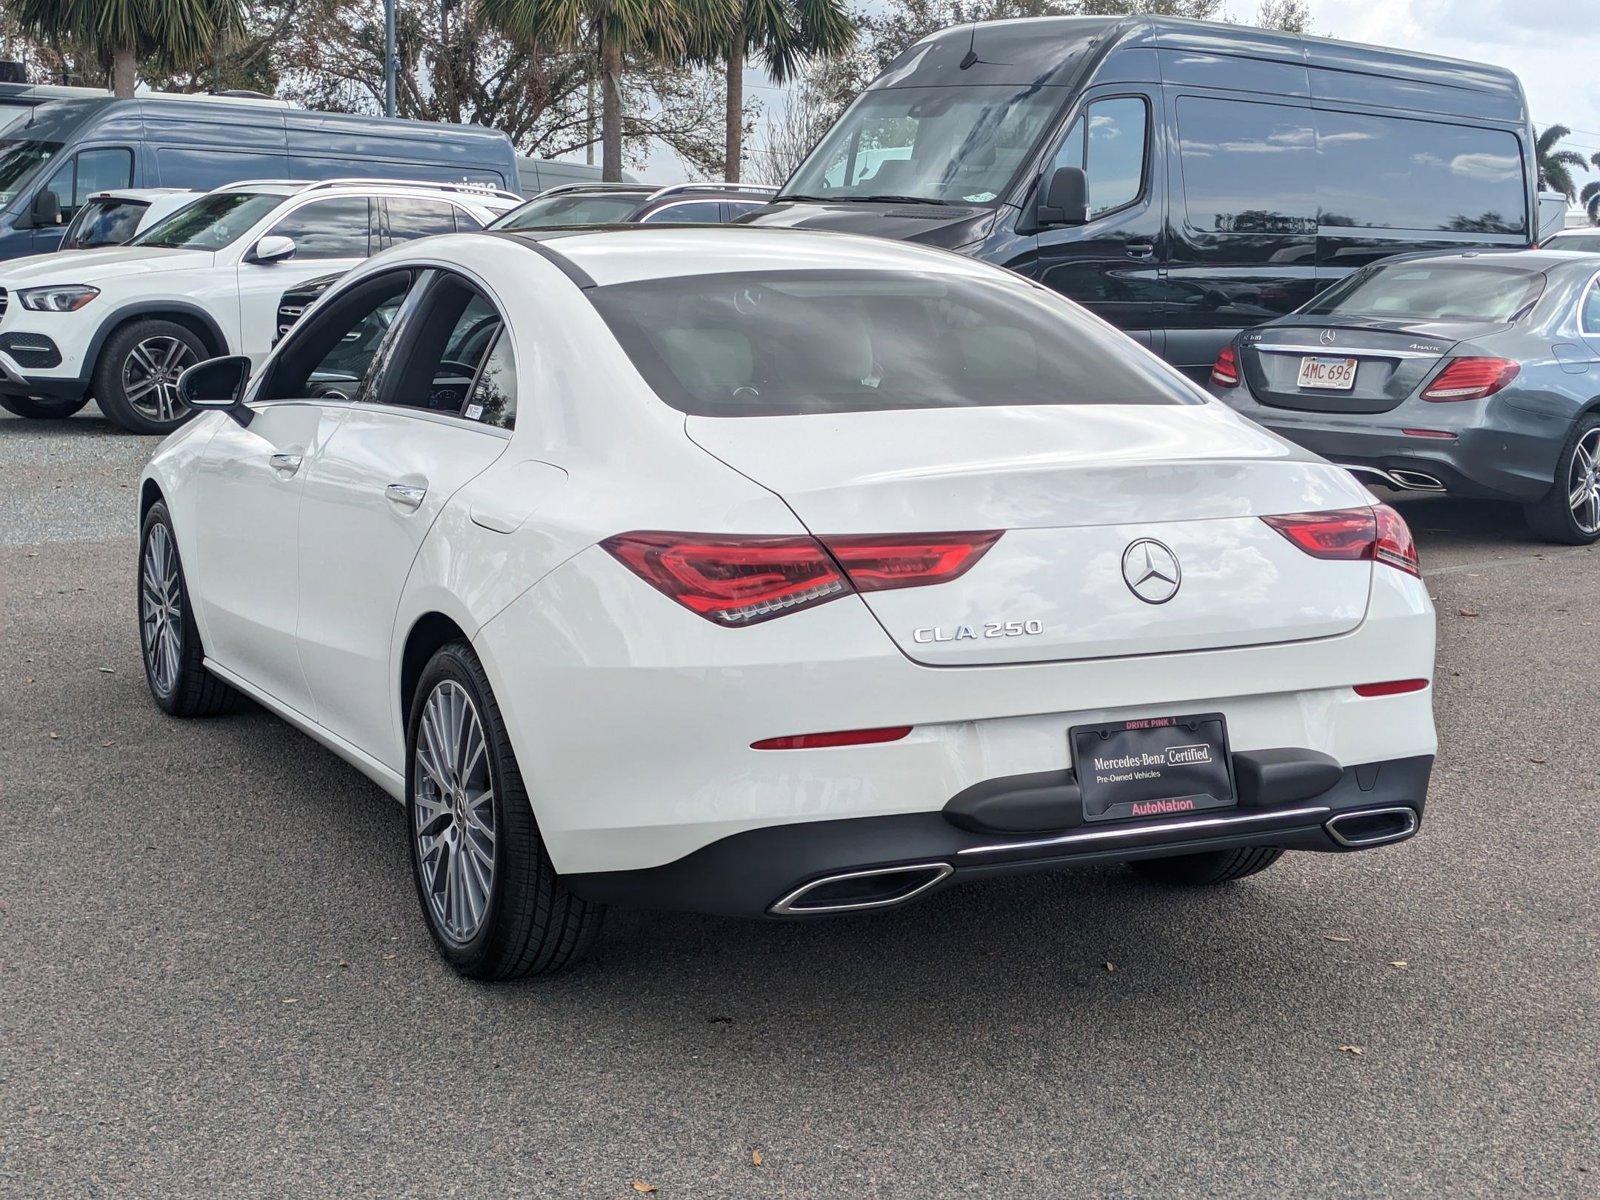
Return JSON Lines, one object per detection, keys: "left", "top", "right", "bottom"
{"left": 63, "top": 197, "right": 147, "bottom": 248}
{"left": 1303, "top": 261, "right": 1545, "bottom": 323}
{"left": 493, "top": 192, "right": 646, "bottom": 229}
{"left": 1553, "top": 234, "right": 1600, "bottom": 254}
{"left": 589, "top": 269, "right": 1198, "bottom": 417}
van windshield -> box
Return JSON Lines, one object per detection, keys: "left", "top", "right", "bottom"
{"left": 1303, "top": 260, "right": 1546, "bottom": 324}
{"left": 779, "top": 85, "right": 1063, "bottom": 207}
{"left": 132, "top": 191, "right": 283, "bottom": 250}
{"left": 0, "top": 138, "right": 63, "bottom": 205}
{"left": 589, "top": 269, "right": 1198, "bottom": 417}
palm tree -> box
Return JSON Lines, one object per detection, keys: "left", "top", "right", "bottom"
{"left": 1536, "top": 124, "right": 1588, "bottom": 201}
{"left": 711, "top": 0, "right": 854, "bottom": 182}
{"left": 12, "top": 0, "right": 242, "bottom": 98}
{"left": 1582, "top": 154, "right": 1600, "bottom": 226}
{"left": 483, "top": 0, "right": 727, "bottom": 182}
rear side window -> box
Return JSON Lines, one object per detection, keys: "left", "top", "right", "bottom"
{"left": 1317, "top": 112, "right": 1525, "bottom": 235}
{"left": 269, "top": 196, "right": 372, "bottom": 258}
{"left": 1177, "top": 97, "right": 1316, "bottom": 235}
{"left": 589, "top": 269, "right": 1198, "bottom": 417}
{"left": 386, "top": 197, "right": 459, "bottom": 244}
{"left": 1304, "top": 261, "right": 1544, "bottom": 323}
{"left": 641, "top": 200, "right": 724, "bottom": 224}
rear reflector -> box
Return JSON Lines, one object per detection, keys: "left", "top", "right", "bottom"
{"left": 751, "top": 726, "right": 912, "bottom": 750}
{"left": 1401, "top": 428, "right": 1458, "bottom": 440}
{"left": 1210, "top": 344, "right": 1240, "bottom": 387}
{"left": 601, "top": 530, "right": 1002, "bottom": 626}
{"left": 1262, "top": 504, "right": 1420, "bottom": 577}
{"left": 1353, "top": 679, "right": 1429, "bottom": 697}
{"left": 1420, "top": 356, "right": 1519, "bottom": 402}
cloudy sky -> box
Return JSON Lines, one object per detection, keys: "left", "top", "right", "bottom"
{"left": 633, "top": 0, "right": 1600, "bottom": 184}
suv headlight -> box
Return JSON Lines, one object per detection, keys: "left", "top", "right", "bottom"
{"left": 17, "top": 284, "right": 100, "bottom": 312}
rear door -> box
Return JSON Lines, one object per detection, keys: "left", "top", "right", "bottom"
{"left": 294, "top": 269, "right": 512, "bottom": 767}
{"left": 1031, "top": 88, "right": 1165, "bottom": 350}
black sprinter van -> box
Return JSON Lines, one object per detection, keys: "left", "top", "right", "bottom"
{"left": 747, "top": 16, "right": 1538, "bottom": 377}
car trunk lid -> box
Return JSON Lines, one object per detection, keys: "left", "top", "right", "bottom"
{"left": 686, "top": 404, "right": 1376, "bottom": 666}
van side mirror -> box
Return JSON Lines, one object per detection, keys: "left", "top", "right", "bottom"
{"left": 20, "top": 188, "right": 62, "bottom": 230}
{"left": 1037, "top": 165, "right": 1089, "bottom": 227}
{"left": 247, "top": 235, "right": 296, "bottom": 264}
{"left": 179, "top": 355, "right": 253, "bottom": 426}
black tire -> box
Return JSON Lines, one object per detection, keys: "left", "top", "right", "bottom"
{"left": 94, "top": 319, "right": 208, "bottom": 435}
{"left": 0, "top": 392, "right": 89, "bottom": 419}
{"left": 406, "top": 642, "right": 604, "bottom": 980}
{"left": 1524, "top": 413, "right": 1600, "bottom": 545}
{"left": 1128, "top": 845, "right": 1285, "bottom": 886}
{"left": 139, "top": 502, "right": 244, "bottom": 717}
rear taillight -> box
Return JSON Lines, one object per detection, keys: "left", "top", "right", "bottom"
{"left": 601, "top": 530, "right": 1002, "bottom": 626}
{"left": 1420, "top": 356, "right": 1519, "bottom": 402}
{"left": 751, "top": 726, "right": 912, "bottom": 750}
{"left": 1210, "top": 344, "right": 1240, "bottom": 388}
{"left": 1261, "top": 504, "right": 1420, "bottom": 577}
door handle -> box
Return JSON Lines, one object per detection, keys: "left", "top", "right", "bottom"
{"left": 385, "top": 482, "right": 427, "bottom": 510}
{"left": 1125, "top": 240, "right": 1156, "bottom": 260}
{"left": 269, "top": 452, "right": 303, "bottom": 476}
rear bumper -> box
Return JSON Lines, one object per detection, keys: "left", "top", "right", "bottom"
{"left": 567, "top": 754, "right": 1433, "bottom": 917}
{"left": 1214, "top": 389, "right": 1563, "bottom": 502}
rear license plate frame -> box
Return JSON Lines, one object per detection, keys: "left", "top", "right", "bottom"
{"left": 1296, "top": 355, "right": 1359, "bottom": 390}
{"left": 1070, "top": 713, "right": 1235, "bottom": 823}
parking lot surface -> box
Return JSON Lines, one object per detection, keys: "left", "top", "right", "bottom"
{"left": 2, "top": 407, "right": 1596, "bottom": 1198}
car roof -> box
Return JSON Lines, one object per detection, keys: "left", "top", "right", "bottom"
{"left": 482, "top": 225, "right": 1004, "bottom": 288}
{"left": 210, "top": 178, "right": 521, "bottom": 208}
{"left": 1356, "top": 247, "right": 1596, "bottom": 272}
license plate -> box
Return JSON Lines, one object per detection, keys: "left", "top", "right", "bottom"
{"left": 1070, "top": 713, "right": 1234, "bottom": 823}
{"left": 1297, "top": 355, "right": 1358, "bottom": 390}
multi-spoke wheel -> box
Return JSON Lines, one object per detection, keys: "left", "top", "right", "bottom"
{"left": 406, "top": 642, "right": 604, "bottom": 979}
{"left": 138, "top": 502, "right": 243, "bottom": 717}
{"left": 95, "top": 319, "right": 208, "bottom": 434}
{"left": 414, "top": 680, "right": 498, "bottom": 946}
{"left": 1526, "top": 415, "right": 1600, "bottom": 545}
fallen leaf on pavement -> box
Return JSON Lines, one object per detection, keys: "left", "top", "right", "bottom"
{"left": 1104, "top": 961, "right": 1115, "bottom": 971}
{"left": 752, "top": 1150, "right": 763, "bottom": 1166}
{"left": 1323, "top": 935, "right": 1352, "bottom": 942}
{"left": 1338, "top": 1045, "right": 1364, "bottom": 1055}
{"left": 96, "top": 666, "right": 115, "bottom": 674}
{"left": 632, "top": 1182, "right": 657, "bottom": 1194}
{"left": 1390, "top": 961, "right": 1408, "bottom": 969}
{"left": 1457, "top": 608, "right": 1479, "bottom": 618}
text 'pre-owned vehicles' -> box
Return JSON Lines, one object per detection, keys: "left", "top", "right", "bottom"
{"left": 0, "top": 178, "right": 518, "bottom": 429}
{"left": 0, "top": 94, "right": 520, "bottom": 260}
{"left": 138, "top": 226, "right": 1437, "bottom": 980}
{"left": 744, "top": 15, "right": 1540, "bottom": 378}
{"left": 1209, "top": 249, "right": 1600, "bottom": 544}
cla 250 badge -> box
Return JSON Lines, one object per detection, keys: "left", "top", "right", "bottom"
{"left": 913, "top": 619, "right": 1044, "bottom": 644}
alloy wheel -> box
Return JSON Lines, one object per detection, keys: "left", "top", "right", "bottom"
{"left": 1568, "top": 428, "right": 1600, "bottom": 535}
{"left": 123, "top": 336, "right": 198, "bottom": 424}
{"left": 413, "top": 680, "right": 497, "bottom": 946}
{"left": 140, "top": 523, "right": 182, "bottom": 696}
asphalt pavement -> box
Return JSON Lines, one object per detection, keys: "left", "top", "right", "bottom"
{"left": 2, "top": 405, "right": 1595, "bottom": 1198}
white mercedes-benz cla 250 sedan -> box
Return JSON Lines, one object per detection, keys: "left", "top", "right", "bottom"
{"left": 137, "top": 227, "right": 1436, "bottom": 979}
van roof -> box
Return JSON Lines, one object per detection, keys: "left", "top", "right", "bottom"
{"left": 879, "top": 16, "right": 1525, "bottom": 121}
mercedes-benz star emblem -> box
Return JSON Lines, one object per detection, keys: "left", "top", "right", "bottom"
{"left": 1319, "top": 328, "right": 1336, "bottom": 345}
{"left": 1122, "top": 539, "right": 1182, "bottom": 604}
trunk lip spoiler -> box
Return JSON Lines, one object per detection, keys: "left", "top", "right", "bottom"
{"left": 1247, "top": 341, "right": 1446, "bottom": 360}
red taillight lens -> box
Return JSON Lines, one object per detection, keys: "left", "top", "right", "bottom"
{"left": 1420, "top": 356, "right": 1519, "bottom": 402}
{"left": 751, "top": 726, "right": 912, "bottom": 750}
{"left": 601, "top": 530, "right": 1004, "bottom": 626}
{"left": 1353, "top": 679, "right": 1429, "bottom": 697}
{"left": 600, "top": 532, "right": 849, "bottom": 626}
{"left": 1210, "top": 344, "right": 1240, "bottom": 387}
{"left": 1261, "top": 504, "right": 1420, "bottom": 577}
{"left": 820, "top": 531, "right": 1002, "bottom": 593}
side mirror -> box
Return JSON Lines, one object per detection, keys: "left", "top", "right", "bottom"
{"left": 20, "top": 188, "right": 62, "bottom": 230}
{"left": 178, "top": 355, "right": 253, "bottom": 426}
{"left": 1037, "top": 165, "right": 1089, "bottom": 227}
{"left": 248, "top": 234, "right": 296, "bottom": 264}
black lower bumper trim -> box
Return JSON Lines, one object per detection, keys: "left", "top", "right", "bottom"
{"left": 566, "top": 755, "right": 1433, "bottom": 918}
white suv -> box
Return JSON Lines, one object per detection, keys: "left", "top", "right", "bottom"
{"left": 0, "top": 178, "right": 519, "bottom": 431}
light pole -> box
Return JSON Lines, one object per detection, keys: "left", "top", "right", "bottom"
{"left": 384, "top": 0, "right": 397, "bottom": 118}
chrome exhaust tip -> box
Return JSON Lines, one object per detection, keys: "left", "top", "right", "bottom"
{"left": 1387, "top": 470, "right": 1446, "bottom": 492}
{"left": 1325, "top": 807, "right": 1419, "bottom": 848}
{"left": 769, "top": 863, "right": 953, "bottom": 915}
